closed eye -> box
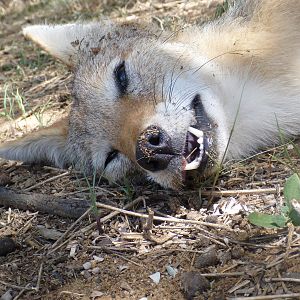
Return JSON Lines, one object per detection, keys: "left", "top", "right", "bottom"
{"left": 114, "top": 61, "right": 128, "bottom": 94}
{"left": 104, "top": 150, "right": 119, "bottom": 168}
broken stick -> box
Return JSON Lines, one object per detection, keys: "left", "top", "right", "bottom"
{"left": 0, "top": 187, "right": 90, "bottom": 219}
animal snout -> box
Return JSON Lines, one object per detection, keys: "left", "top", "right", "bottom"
{"left": 136, "top": 125, "right": 174, "bottom": 172}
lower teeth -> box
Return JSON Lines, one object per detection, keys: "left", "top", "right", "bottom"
{"left": 184, "top": 151, "right": 203, "bottom": 171}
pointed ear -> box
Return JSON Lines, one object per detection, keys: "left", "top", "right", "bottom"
{"left": 23, "top": 23, "right": 101, "bottom": 66}
{"left": 0, "top": 118, "right": 69, "bottom": 168}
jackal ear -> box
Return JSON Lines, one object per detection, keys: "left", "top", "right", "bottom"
{"left": 23, "top": 23, "right": 102, "bottom": 66}
{"left": 0, "top": 118, "right": 69, "bottom": 168}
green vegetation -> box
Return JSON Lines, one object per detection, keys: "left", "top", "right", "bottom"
{"left": 249, "top": 173, "right": 300, "bottom": 228}
{"left": 215, "top": 0, "right": 229, "bottom": 18}
{"left": 0, "top": 84, "right": 27, "bottom": 120}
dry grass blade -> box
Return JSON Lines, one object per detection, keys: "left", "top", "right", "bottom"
{"left": 228, "top": 293, "right": 300, "bottom": 300}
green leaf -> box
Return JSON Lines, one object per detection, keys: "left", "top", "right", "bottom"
{"left": 284, "top": 173, "right": 300, "bottom": 209}
{"left": 248, "top": 212, "right": 287, "bottom": 228}
{"left": 289, "top": 200, "right": 300, "bottom": 226}
{"left": 280, "top": 205, "right": 289, "bottom": 216}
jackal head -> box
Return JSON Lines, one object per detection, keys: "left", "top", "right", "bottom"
{"left": 0, "top": 22, "right": 229, "bottom": 189}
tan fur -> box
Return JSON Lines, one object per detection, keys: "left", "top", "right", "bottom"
{"left": 116, "top": 98, "right": 154, "bottom": 161}
{"left": 179, "top": 0, "right": 300, "bottom": 80}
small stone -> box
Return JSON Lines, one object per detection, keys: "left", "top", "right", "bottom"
{"left": 10, "top": 263, "right": 18, "bottom": 272}
{"left": 92, "top": 267, "right": 100, "bottom": 274}
{"left": 218, "top": 251, "right": 232, "bottom": 265}
{"left": 231, "top": 246, "right": 245, "bottom": 259}
{"left": 205, "top": 215, "right": 218, "bottom": 223}
{"left": 83, "top": 270, "right": 91, "bottom": 279}
{"left": 0, "top": 237, "right": 17, "bottom": 257}
{"left": 90, "top": 291, "right": 104, "bottom": 300}
{"left": 1, "top": 289, "right": 13, "bottom": 300}
{"left": 37, "top": 226, "right": 62, "bottom": 241}
{"left": 194, "top": 248, "right": 219, "bottom": 268}
{"left": 149, "top": 272, "right": 161, "bottom": 284}
{"left": 0, "top": 174, "right": 11, "bottom": 186}
{"left": 181, "top": 271, "right": 210, "bottom": 299}
{"left": 120, "top": 281, "right": 132, "bottom": 292}
{"left": 166, "top": 265, "right": 178, "bottom": 278}
{"left": 83, "top": 261, "right": 92, "bottom": 270}
{"left": 93, "top": 255, "right": 104, "bottom": 262}
{"left": 69, "top": 244, "right": 77, "bottom": 257}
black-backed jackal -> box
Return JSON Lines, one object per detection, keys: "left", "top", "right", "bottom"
{"left": 1, "top": 0, "right": 300, "bottom": 189}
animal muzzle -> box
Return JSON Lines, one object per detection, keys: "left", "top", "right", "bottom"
{"left": 136, "top": 125, "right": 174, "bottom": 172}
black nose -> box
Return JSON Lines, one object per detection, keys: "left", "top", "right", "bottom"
{"left": 136, "top": 125, "right": 174, "bottom": 172}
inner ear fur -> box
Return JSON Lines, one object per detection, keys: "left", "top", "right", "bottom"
{"left": 0, "top": 118, "right": 69, "bottom": 168}
{"left": 22, "top": 22, "right": 109, "bottom": 66}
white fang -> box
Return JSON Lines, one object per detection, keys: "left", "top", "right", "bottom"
{"left": 188, "top": 127, "right": 203, "bottom": 138}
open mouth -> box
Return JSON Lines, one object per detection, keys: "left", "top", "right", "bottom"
{"left": 182, "top": 95, "right": 212, "bottom": 173}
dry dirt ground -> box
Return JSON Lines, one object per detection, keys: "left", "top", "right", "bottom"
{"left": 0, "top": 1, "right": 300, "bottom": 299}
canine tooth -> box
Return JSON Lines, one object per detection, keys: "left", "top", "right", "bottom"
{"left": 184, "top": 160, "right": 201, "bottom": 171}
{"left": 188, "top": 127, "right": 203, "bottom": 138}
{"left": 199, "top": 144, "right": 204, "bottom": 151}
{"left": 197, "top": 137, "right": 203, "bottom": 145}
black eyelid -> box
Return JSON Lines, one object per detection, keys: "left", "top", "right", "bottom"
{"left": 104, "top": 150, "right": 118, "bottom": 168}
{"left": 114, "top": 61, "right": 128, "bottom": 94}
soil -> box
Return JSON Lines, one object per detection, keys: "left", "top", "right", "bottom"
{"left": 0, "top": 1, "right": 300, "bottom": 299}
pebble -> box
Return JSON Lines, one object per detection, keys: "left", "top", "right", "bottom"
{"left": 0, "top": 290, "right": 13, "bottom": 300}
{"left": 181, "top": 271, "right": 210, "bottom": 298}
{"left": 218, "top": 251, "right": 232, "bottom": 265}
{"left": 92, "top": 267, "right": 100, "bottom": 274}
{"left": 231, "top": 246, "right": 245, "bottom": 259}
{"left": 0, "top": 237, "right": 17, "bottom": 257}
{"left": 0, "top": 174, "right": 11, "bottom": 186}
{"left": 83, "top": 261, "right": 92, "bottom": 270}
{"left": 166, "top": 265, "right": 178, "bottom": 278}
{"left": 149, "top": 272, "right": 161, "bottom": 284}
{"left": 93, "top": 255, "right": 104, "bottom": 262}
{"left": 194, "top": 248, "right": 219, "bottom": 268}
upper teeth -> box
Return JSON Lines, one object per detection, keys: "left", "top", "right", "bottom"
{"left": 188, "top": 127, "right": 203, "bottom": 138}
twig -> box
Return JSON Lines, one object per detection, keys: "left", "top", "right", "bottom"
{"left": 0, "top": 280, "right": 33, "bottom": 291}
{"left": 24, "top": 171, "right": 69, "bottom": 192}
{"left": 95, "top": 202, "right": 232, "bottom": 230}
{"left": 13, "top": 284, "right": 32, "bottom": 300}
{"left": 0, "top": 188, "right": 91, "bottom": 219}
{"left": 60, "top": 291, "right": 86, "bottom": 296}
{"left": 81, "top": 196, "right": 145, "bottom": 233}
{"left": 201, "top": 187, "right": 283, "bottom": 197}
{"left": 48, "top": 207, "right": 92, "bottom": 254}
{"left": 111, "top": 252, "right": 143, "bottom": 267}
{"left": 227, "top": 293, "right": 300, "bottom": 300}
{"left": 229, "top": 238, "right": 281, "bottom": 249}
{"left": 228, "top": 280, "right": 251, "bottom": 294}
{"left": 201, "top": 272, "right": 246, "bottom": 278}
{"left": 276, "top": 266, "right": 288, "bottom": 294}
{"left": 265, "top": 277, "right": 300, "bottom": 283}
{"left": 88, "top": 246, "right": 138, "bottom": 253}
{"left": 285, "top": 223, "right": 294, "bottom": 260}
{"left": 33, "top": 262, "right": 43, "bottom": 292}
{"left": 267, "top": 253, "right": 300, "bottom": 269}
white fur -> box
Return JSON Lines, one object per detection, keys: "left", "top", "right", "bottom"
{"left": 23, "top": 23, "right": 105, "bottom": 65}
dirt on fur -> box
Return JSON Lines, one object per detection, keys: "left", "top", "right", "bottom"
{"left": 1, "top": 1, "right": 300, "bottom": 300}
